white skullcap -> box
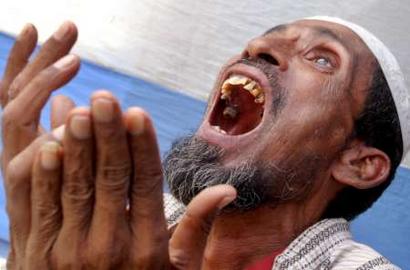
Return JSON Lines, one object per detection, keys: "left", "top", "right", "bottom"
{"left": 305, "top": 16, "right": 410, "bottom": 160}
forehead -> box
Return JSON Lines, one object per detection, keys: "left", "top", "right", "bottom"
{"left": 265, "top": 19, "right": 375, "bottom": 60}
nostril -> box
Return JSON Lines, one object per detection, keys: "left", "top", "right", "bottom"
{"left": 258, "top": 53, "right": 279, "bottom": 66}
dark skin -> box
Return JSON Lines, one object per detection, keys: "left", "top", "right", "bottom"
{"left": 1, "top": 19, "right": 390, "bottom": 269}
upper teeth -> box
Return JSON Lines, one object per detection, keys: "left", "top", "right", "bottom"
{"left": 221, "top": 74, "right": 265, "bottom": 104}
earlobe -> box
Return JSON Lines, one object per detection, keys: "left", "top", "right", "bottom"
{"left": 331, "top": 142, "right": 391, "bottom": 190}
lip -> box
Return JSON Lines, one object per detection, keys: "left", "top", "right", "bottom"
{"left": 197, "top": 62, "right": 273, "bottom": 151}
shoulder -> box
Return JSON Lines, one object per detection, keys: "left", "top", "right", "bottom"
{"left": 331, "top": 240, "right": 401, "bottom": 270}
{"left": 273, "top": 218, "right": 401, "bottom": 270}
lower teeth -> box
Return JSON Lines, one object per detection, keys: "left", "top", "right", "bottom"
{"left": 213, "top": 125, "right": 227, "bottom": 134}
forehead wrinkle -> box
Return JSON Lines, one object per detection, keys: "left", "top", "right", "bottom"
{"left": 310, "top": 26, "right": 348, "bottom": 50}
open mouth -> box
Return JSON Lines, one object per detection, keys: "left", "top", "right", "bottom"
{"left": 209, "top": 74, "right": 266, "bottom": 136}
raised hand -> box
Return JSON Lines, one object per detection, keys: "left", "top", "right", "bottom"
{"left": 15, "top": 91, "right": 236, "bottom": 269}
{"left": 0, "top": 22, "right": 80, "bottom": 269}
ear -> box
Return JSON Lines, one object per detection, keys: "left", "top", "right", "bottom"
{"left": 331, "top": 141, "right": 391, "bottom": 189}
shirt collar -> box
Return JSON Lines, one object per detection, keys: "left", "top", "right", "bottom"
{"left": 273, "top": 218, "right": 351, "bottom": 270}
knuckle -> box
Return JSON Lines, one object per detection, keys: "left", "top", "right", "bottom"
{"left": 2, "top": 106, "right": 15, "bottom": 124}
{"left": 3, "top": 103, "right": 35, "bottom": 130}
{"left": 84, "top": 249, "right": 114, "bottom": 269}
{"left": 62, "top": 178, "right": 93, "bottom": 202}
{"left": 5, "top": 161, "right": 26, "bottom": 195}
{"left": 25, "top": 249, "right": 38, "bottom": 265}
{"left": 51, "top": 251, "right": 79, "bottom": 269}
{"left": 132, "top": 170, "right": 163, "bottom": 196}
{"left": 184, "top": 210, "right": 213, "bottom": 235}
{"left": 7, "top": 79, "right": 22, "bottom": 100}
{"left": 97, "top": 162, "right": 131, "bottom": 192}
{"left": 169, "top": 247, "right": 190, "bottom": 269}
{"left": 53, "top": 258, "right": 77, "bottom": 269}
{"left": 130, "top": 245, "right": 167, "bottom": 269}
{"left": 101, "top": 162, "right": 131, "bottom": 179}
{"left": 32, "top": 204, "right": 60, "bottom": 229}
{"left": 63, "top": 167, "right": 93, "bottom": 196}
{"left": 139, "top": 166, "right": 163, "bottom": 181}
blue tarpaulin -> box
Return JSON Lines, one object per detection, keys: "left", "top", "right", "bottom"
{"left": 0, "top": 33, "right": 409, "bottom": 268}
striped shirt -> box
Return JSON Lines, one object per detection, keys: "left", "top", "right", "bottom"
{"left": 164, "top": 194, "right": 401, "bottom": 270}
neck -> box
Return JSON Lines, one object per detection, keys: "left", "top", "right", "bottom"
{"left": 202, "top": 187, "right": 336, "bottom": 270}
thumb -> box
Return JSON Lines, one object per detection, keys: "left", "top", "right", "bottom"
{"left": 169, "top": 184, "right": 237, "bottom": 270}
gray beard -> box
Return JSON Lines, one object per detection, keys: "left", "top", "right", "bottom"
{"left": 163, "top": 135, "right": 321, "bottom": 211}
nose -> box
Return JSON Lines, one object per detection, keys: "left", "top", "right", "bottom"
{"left": 242, "top": 37, "right": 289, "bottom": 71}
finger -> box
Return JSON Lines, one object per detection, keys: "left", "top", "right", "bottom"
{"left": 88, "top": 91, "right": 131, "bottom": 253}
{"left": 126, "top": 108, "right": 169, "bottom": 268}
{"left": 7, "top": 21, "right": 78, "bottom": 102}
{"left": 6, "top": 126, "right": 64, "bottom": 186}
{"left": 5, "top": 127, "right": 64, "bottom": 258}
{"left": 51, "top": 95, "right": 75, "bottom": 129}
{"left": 25, "top": 141, "right": 62, "bottom": 270}
{"left": 61, "top": 107, "right": 94, "bottom": 229}
{"left": 0, "top": 23, "right": 38, "bottom": 107}
{"left": 2, "top": 54, "right": 80, "bottom": 168}
{"left": 169, "top": 185, "right": 237, "bottom": 270}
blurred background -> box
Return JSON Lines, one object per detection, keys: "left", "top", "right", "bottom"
{"left": 0, "top": 0, "right": 409, "bottom": 268}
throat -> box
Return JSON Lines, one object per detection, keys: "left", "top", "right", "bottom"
{"left": 202, "top": 205, "right": 306, "bottom": 269}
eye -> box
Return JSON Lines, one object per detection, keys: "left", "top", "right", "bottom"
{"left": 314, "top": 57, "right": 332, "bottom": 68}
{"left": 304, "top": 49, "right": 338, "bottom": 72}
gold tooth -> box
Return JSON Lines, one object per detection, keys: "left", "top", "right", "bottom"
{"left": 250, "top": 88, "right": 262, "bottom": 97}
{"left": 221, "top": 85, "right": 232, "bottom": 99}
{"left": 227, "top": 75, "right": 249, "bottom": 85}
{"left": 243, "top": 81, "right": 257, "bottom": 91}
{"left": 254, "top": 94, "right": 265, "bottom": 104}
{"left": 222, "top": 80, "right": 230, "bottom": 90}
{"left": 221, "top": 75, "right": 266, "bottom": 102}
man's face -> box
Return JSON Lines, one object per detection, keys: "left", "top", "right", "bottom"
{"left": 165, "top": 20, "right": 376, "bottom": 209}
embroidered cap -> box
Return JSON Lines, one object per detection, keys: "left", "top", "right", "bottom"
{"left": 306, "top": 16, "right": 410, "bottom": 160}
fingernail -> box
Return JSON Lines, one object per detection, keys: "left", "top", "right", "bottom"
{"left": 52, "top": 125, "right": 65, "bottom": 141}
{"left": 92, "top": 98, "right": 114, "bottom": 123}
{"left": 53, "top": 21, "right": 71, "bottom": 40}
{"left": 41, "top": 142, "right": 61, "bottom": 170}
{"left": 70, "top": 114, "right": 91, "bottom": 139}
{"left": 54, "top": 55, "right": 76, "bottom": 69}
{"left": 127, "top": 107, "right": 145, "bottom": 135}
{"left": 218, "top": 195, "right": 236, "bottom": 209}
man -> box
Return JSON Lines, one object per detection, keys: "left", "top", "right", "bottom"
{"left": 0, "top": 17, "right": 406, "bottom": 269}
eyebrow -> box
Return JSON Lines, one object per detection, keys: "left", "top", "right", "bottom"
{"left": 265, "top": 24, "right": 344, "bottom": 43}
{"left": 263, "top": 24, "right": 288, "bottom": 35}
{"left": 310, "top": 26, "right": 346, "bottom": 47}
{"left": 263, "top": 24, "right": 349, "bottom": 52}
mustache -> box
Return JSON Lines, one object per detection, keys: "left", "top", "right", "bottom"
{"left": 228, "top": 57, "right": 279, "bottom": 85}
{"left": 228, "top": 57, "right": 285, "bottom": 118}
